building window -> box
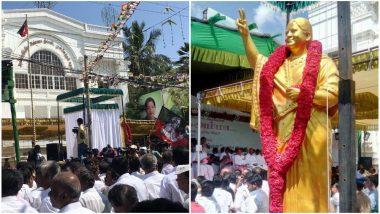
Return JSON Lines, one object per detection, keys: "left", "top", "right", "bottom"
{"left": 27, "top": 50, "right": 76, "bottom": 91}
{"left": 15, "top": 73, "right": 28, "bottom": 89}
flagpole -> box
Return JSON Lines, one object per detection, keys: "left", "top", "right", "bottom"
{"left": 26, "top": 14, "right": 36, "bottom": 143}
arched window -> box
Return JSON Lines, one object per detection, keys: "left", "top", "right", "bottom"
{"left": 16, "top": 50, "right": 76, "bottom": 91}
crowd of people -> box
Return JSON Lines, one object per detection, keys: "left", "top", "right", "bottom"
{"left": 190, "top": 137, "right": 269, "bottom": 213}
{"left": 2, "top": 144, "right": 189, "bottom": 213}
{"left": 190, "top": 137, "right": 379, "bottom": 213}
{"left": 330, "top": 164, "right": 378, "bottom": 213}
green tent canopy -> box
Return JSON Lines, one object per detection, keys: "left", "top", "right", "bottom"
{"left": 191, "top": 18, "right": 280, "bottom": 69}
{"left": 56, "top": 87, "right": 123, "bottom": 103}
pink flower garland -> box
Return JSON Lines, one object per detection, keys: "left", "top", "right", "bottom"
{"left": 259, "top": 41, "right": 322, "bottom": 212}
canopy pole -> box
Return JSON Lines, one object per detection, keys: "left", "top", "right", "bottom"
{"left": 84, "top": 55, "right": 93, "bottom": 149}
{"left": 121, "top": 94, "right": 128, "bottom": 146}
{"left": 57, "top": 101, "right": 61, "bottom": 160}
{"left": 196, "top": 92, "right": 203, "bottom": 177}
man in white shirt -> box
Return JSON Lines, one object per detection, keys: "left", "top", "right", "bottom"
{"left": 140, "top": 153, "right": 165, "bottom": 199}
{"left": 49, "top": 172, "right": 94, "bottom": 213}
{"left": 106, "top": 157, "right": 149, "bottom": 202}
{"left": 234, "top": 148, "right": 246, "bottom": 171}
{"left": 245, "top": 148, "right": 258, "bottom": 169}
{"left": 76, "top": 167, "right": 109, "bottom": 212}
{"left": 255, "top": 150, "right": 268, "bottom": 171}
{"left": 161, "top": 150, "right": 175, "bottom": 175}
{"left": 196, "top": 180, "right": 220, "bottom": 213}
{"left": 17, "top": 164, "right": 35, "bottom": 205}
{"left": 192, "top": 152, "right": 214, "bottom": 181}
{"left": 242, "top": 174, "right": 269, "bottom": 213}
{"left": 30, "top": 161, "right": 60, "bottom": 212}
{"left": 2, "top": 169, "right": 38, "bottom": 213}
{"left": 212, "top": 175, "right": 233, "bottom": 213}
{"left": 160, "top": 145, "right": 189, "bottom": 205}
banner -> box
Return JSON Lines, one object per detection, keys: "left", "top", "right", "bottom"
{"left": 191, "top": 116, "right": 261, "bottom": 149}
{"left": 154, "top": 107, "right": 188, "bottom": 146}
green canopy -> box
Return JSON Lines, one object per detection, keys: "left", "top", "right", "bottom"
{"left": 191, "top": 19, "right": 280, "bottom": 69}
{"left": 63, "top": 103, "right": 120, "bottom": 114}
{"left": 266, "top": 1, "right": 318, "bottom": 13}
{"left": 56, "top": 87, "right": 123, "bottom": 103}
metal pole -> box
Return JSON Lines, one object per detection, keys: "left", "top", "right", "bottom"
{"left": 26, "top": 14, "right": 36, "bottom": 143}
{"left": 84, "top": 55, "right": 92, "bottom": 149}
{"left": 196, "top": 92, "right": 202, "bottom": 177}
{"left": 121, "top": 94, "right": 128, "bottom": 146}
{"left": 337, "top": 2, "right": 356, "bottom": 212}
{"left": 6, "top": 61, "right": 20, "bottom": 163}
{"left": 57, "top": 101, "right": 61, "bottom": 160}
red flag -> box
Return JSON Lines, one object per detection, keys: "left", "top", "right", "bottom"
{"left": 17, "top": 20, "right": 28, "bottom": 37}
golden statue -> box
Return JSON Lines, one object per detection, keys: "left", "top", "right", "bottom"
{"left": 236, "top": 9, "right": 339, "bottom": 212}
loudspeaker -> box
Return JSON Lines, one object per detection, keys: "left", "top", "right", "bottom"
{"left": 359, "top": 157, "right": 372, "bottom": 170}
{"left": 46, "top": 143, "right": 59, "bottom": 161}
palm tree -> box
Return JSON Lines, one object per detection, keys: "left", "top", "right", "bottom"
{"left": 176, "top": 42, "right": 189, "bottom": 74}
{"left": 123, "top": 21, "right": 172, "bottom": 76}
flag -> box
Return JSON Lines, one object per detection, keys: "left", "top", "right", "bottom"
{"left": 153, "top": 106, "right": 188, "bottom": 147}
{"left": 17, "top": 20, "right": 28, "bottom": 37}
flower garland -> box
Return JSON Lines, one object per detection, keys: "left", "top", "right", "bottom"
{"left": 259, "top": 40, "right": 322, "bottom": 212}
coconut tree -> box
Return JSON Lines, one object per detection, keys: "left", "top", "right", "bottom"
{"left": 123, "top": 21, "right": 172, "bottom": 76}
{"left": 176, "top": 42, "right": 189, "bottom": 74}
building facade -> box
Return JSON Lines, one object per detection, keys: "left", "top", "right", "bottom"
{"left": 308, "top": 1, "right": 379, "bottom": 169}
{"left": 2, "top": 8, "right": 129, "bottom": 120}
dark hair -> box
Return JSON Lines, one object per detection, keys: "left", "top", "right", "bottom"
{"left": 19, "top": 164, "right": 34, "bottom": 185}
{"left": 110, "top": 157, "right": 129, "bottom": 178}
{"left": 98, "top": 160, "right": 109, "bottom": 174}
{"left": 75, "top": 167, "right": 95, "bottom": 190}
{"left": 196, "top": 176, "right": 206, "bottom": 185}
{"left": 367, "top": 175, "right": 378, "bottom": 187}
{"left": 201, "top": 180, "right": 214, "bottom": 197}
{"left": 332, "top": 182, "right": 339, "bottom": 190}
{"left": 108, "top": 184, "right": 138, "bottom": 212}
{"left": 247, "top": 174, "right": 262, "bottom": 188}
{"left": 162, "top": 150, "right": 173, "bottom": 164}
{"left": 213, "top": 175, "right": 224, "bottom": 188}
{"left": 191, "top": 182, "right": 198, "bottom": 201}
{"left": 54, "top": 173, "right": 81, "bottom": 199}
{"left": 131, "top": 198, "right": 188, "bottom": 213}
{"left": 129, "top": 156, "right": 141, "bottom": 173}
{"left": 77, "top": 118, "right": 84, "bottom": 124}
{"left": 66, "top": 159, "right": 82, "bottom": 174}
{"left": 172, "top": 146, "right": 189, "bottom": 166}
{"left": 145, "top": 97, "right": 156, "bottom": 108}
{"left": 2, "top": 169, "right": 23, "bottom": 197}
{"left": 37, "top": 161, "right": 61, "bottom": 181}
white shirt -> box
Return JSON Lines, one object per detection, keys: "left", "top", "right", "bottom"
{"left": 245, "top": 153, "right": 258, "bottom": 167}
{"left": 112, "top": 173, "right": 149, "bottom": 202}
{"left": 17, "top": 184, "right": 33, "bottom": 205}
{"left": 196, "top": 196, "right": 219, "bottom": 213}
{"left": 30, "top": 187, "right": 50, "bottom": 210}
{"left": 249, "top": 188, "right": 269, "bottom": 213}
{"left": 256, "top": 154, "right": 268, "bottom": 170}
{"left": 131, "top": 171, "right": 145, "bottom": 180}
{"left": 59, "top": 201, "right": 94, "bottom": 213}
{"left": 160, "top": 169, "right": 185, "bottom": 204}
{"left": 142, "top": 171, "right": 165, "bottom": 200}
{"left": 1, "top": 196, "right": 38, "bottom": 213}
{"left": 330, "top": 192, "right": 339, "bottom": 213}
{"left": 161, "top": 163, "right": 175, "bottom": 175}
{"left": 234, "top": 184, "right": 250, "bottom": 211}
{"left": 93, "top": 180, "right": 106, "bottom": 193}
{"left": 262, "top": 180, "right": 270, "bottom": 197}
{"left": 212, "top": 188, "right": 233, "bottom": 213}
{"left": 40, "top": 196, "right": 59, "bottom": 213}
{"left": 234, "top": 154, "right": 246, "bottom": 166}
{"left": 192, "top": 163, "right": 214, "bottom": 181}
{"left": 79, "top": 188, "right": 106, "bottom": 213}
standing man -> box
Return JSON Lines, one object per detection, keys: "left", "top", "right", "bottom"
{"left": 75, "top": 118, "right": 87, "bottom": 159}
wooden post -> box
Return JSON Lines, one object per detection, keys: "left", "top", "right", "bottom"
{"left": 337, "top": 2, "right": 356, "bottom": 212}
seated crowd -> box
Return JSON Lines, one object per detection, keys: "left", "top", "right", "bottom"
{"left": 2, "top": 144, "right": 189, "bottom": 213}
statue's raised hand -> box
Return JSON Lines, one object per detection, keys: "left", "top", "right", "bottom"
{"left": 236, "top": 8, "right": 249, "bottom": 38}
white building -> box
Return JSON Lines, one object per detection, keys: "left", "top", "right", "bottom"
{"left": 308, "top": 1, "right": 379, "bottom": 169}
{"left": 2, "top": 8, "right": 129, "bottom": 120}
{"left": 308, "top": 1, "right": 378, "bottom": 53}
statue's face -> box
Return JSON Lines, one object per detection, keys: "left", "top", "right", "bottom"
{"left": 285, "top": 22, "right": 310, "bottom": 49}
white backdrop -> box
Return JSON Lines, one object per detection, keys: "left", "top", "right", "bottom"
{"left": 64, "top": 109, "right": 122, "bottom": 158}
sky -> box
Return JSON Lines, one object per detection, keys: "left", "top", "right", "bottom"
{"left": 2, "top": 1, "right": 189, "bottom": 61}
{"left": 191, "top": 1, "right": 309, "bottom": 44}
